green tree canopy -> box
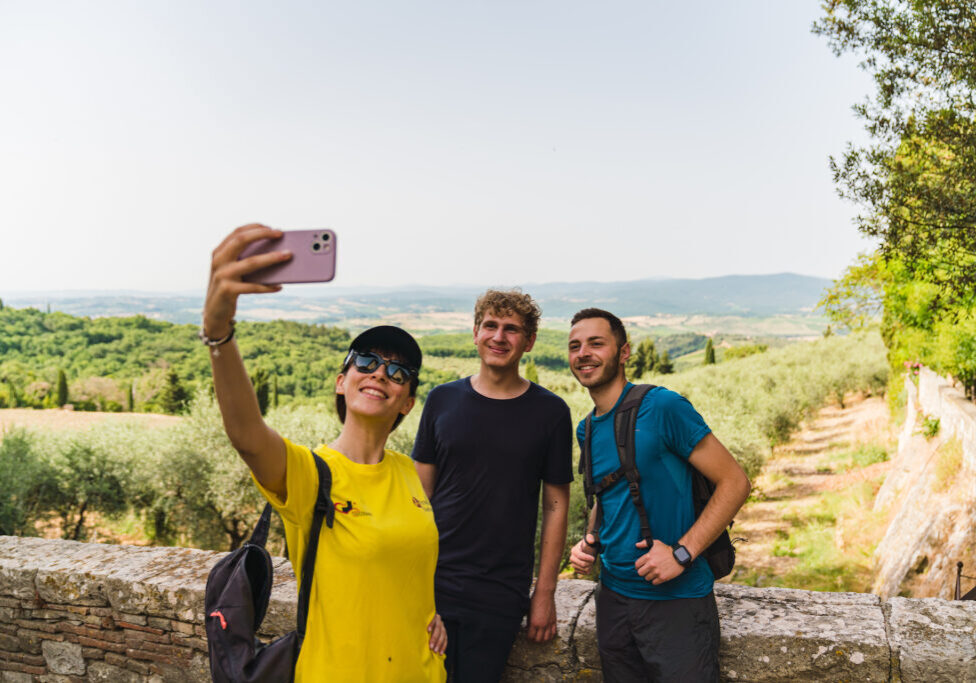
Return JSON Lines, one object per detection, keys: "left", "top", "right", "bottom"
{"left": 628, "top": 338, "right": 659, "bottom": 378}
{"left": 814, "top": 0, "right": 976, "bottom": 303}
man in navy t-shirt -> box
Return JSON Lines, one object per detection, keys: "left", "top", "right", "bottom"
{"left": 568, "top": 308, "right": 750, "bottom": 682}
{"left": 413, "top": 290, "right": 573, "bottom": 682}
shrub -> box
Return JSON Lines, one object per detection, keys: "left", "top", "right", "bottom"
{"left": 0, "top": 429, "right": 57, "bottom": 536}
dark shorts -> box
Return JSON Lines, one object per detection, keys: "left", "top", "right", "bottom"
{"left": 438, "top": 599, "right": 522, "bottom": 683}
{"left": 596, "top": 584, "right": 720, "bottom": 683}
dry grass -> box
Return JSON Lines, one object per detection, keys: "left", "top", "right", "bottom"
{"left": 728, "top": 394, "right": 894, "bottom": 593}
{"left": 0, "top": 408, "right": 180, "bottom": 433}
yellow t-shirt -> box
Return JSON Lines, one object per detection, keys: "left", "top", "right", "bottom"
{"left": 254, "top": 439, "right": 446, "bottom": 683}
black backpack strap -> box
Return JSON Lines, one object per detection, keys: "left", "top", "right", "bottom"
{"left": 580, "top": 411, "right": 604, "bottom": 553}
{"left": 613, "top": 384, "right": 655, "bottom": 548}
{"left": 249, "top": 503, "right": 274, "bottom": 548}
{"left": 580, "top": 411, "right": 595, "bottom": 508}
{"left": 296, "top": 449, "right": 334, "bottom": 644}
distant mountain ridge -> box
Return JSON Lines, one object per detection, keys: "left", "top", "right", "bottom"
{"left": 2, "top": 273, "right": 830, "bottom": 325}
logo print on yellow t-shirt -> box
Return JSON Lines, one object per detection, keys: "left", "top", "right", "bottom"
{"left": 334, "top": 499, "right": 372, "bottom": 517}
{"left": 411, "top": 496, "right": 432, "bottom": 512}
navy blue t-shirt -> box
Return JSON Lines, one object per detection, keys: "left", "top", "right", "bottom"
{"left": 578, "top": 383, "right": 715, "bottom": 600}
{"left": 412, "top": 377, "right": 573, "bottom": 617}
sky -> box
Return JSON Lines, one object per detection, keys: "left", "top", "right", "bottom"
{"left": 0, "top": 1, "right": 876, "bottom": 294}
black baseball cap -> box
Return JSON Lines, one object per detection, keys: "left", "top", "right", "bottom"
{"left": 336, "top": 325, "right": 422, "bottom": 432}
{"left": 347, "top": 325, "right": 422, "bottom": 372}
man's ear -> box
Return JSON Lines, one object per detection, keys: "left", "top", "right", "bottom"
{"left": 524, "top": 333, "right": 537, "bottom": 353}
{"left": 619, "top": 341, "right": 631, "bottom": 366}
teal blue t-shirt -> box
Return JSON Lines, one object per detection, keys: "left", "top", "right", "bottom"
{"left": 577, "top": 383, "right": 714, "bottom": 600}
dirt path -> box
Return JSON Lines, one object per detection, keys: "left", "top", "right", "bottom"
{"left": 726, "top": 394, "right": 893, "bottom": 588}
{"left": 0, "top": 408, "right": 180, "bottom": 432}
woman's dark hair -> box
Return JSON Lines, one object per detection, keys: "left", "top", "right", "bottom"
{"left": 334, "top": 346, "right": 419, "bottom": 432}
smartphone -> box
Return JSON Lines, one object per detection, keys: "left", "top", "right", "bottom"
{"left": 239, "top": 229, "right": 337, "bottom": 284}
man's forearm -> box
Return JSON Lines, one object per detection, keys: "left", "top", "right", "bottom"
{"left": 679, "top": 474, "right": 750, "bottom": 558}
{"left": 536, "top": 483, "right": 570, "bottom": 590}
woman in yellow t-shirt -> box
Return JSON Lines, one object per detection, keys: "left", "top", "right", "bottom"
{"left": 203, "top": 224, "right": 447, "bottom": 682}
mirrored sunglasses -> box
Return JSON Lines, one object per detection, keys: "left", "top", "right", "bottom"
{"left": 345, "top": 351, "right": 417, "bottom": 385}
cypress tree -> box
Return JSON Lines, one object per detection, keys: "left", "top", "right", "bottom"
{"left": 158, "top": 371, "right": 190, "bottom": 414}
{"left": 272, "top": 375, "right": 279, "bottom": 409}
{"left": 252, "top": 369, "right": 270, "bottom": 416}
{"left": 524, "top": 358, "right": 539, "bottom": 384}
{"left": 704, "top": 338, "right": 716, "bottom": 365}
{"left": 657, "top": 351, "right": 674, "bottom": 374}
{"left": 633, "top": 339, "right": 658, "bottom": 377}
{"left": 56, "top": 369, "right": 68, "bottom": 407}
{"left": 6, "top": 380, "right": 20, "bottom": 408}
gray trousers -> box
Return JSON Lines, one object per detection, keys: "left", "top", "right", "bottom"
{"left": 596, "top": 584, "right": 720, "bottom": 683}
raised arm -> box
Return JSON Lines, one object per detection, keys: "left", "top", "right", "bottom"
{"left": 203, "top": 224, "right": 292, "bottom": 499}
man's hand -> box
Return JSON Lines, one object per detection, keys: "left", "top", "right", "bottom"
{"left": 634, "top": 539, "right": 685, "bottom": 585}
{"left": 569, "top": 534, "right": 598, "bottom": 575}
{"left": 526, "top": 587, "right": 557, "bottom": 642}
{"left": 427, "top": 613, "right": 447, "bottom": 655}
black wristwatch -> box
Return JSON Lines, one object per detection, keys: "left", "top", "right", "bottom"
{"left": 672, "top": 544, "right": 693, "bottom": 569}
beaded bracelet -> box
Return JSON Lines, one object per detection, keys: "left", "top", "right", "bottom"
{"left": 199, "top": 320, "right": 235, "bottom": 357}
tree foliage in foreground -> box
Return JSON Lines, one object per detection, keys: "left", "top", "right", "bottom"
{"left": 814, "top": 0, "right": 976, "bottom": 303}
{"left": 815, "top": 1, "right": 976, "bottom": 399}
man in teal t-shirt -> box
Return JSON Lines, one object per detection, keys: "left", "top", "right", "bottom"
{"left": 567, "top": 308, "right": 751, "bottom": 682}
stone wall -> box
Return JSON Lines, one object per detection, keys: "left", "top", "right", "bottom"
{"left": 873, "top": 367, "right": 976, "bottom": 598}
{"left": 3, "top": 536, "right": 976, "bottom": 681}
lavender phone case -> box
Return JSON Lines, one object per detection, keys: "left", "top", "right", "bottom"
{"left": 239, "top": 229, "right": 337, "bottom": 284}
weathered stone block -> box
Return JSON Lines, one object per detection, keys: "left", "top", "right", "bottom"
{"left": 716, "top": 583, "right": 889, "bottom": 682}
{"left": 146, "top": 617, "right": 171, "bottom": 631}
{"left": 574, "top": 588, "right": 600, "bottom": 672}
{"left": 103, "top": 546, "right": 219, "bottom": 623}
{"left": 87, "top": 661, "right": 141, "bottom": 683}
{"left": 0, "top": 564, "right": 36, "bottom": 602}
{"left": 886, "top": 596, "right": 976, "bottom": 682}
{"left": 507, "top": 579, "right": 596, "bottom": 672}
{"left": 40, "top": 641, "right": 84, "bottom": 676}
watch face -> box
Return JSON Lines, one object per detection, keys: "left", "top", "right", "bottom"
{"left": 673, "top": 545, "right": 692, "bottom": 567}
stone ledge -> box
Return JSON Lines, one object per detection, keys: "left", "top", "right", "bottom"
{"left": 3, "top": 537, "right": 976, "bottom": 681}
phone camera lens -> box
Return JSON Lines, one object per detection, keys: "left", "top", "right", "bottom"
{"left": 312, "top": 242, "right": 321, "bottom": 251}
{"left": 323, "top": 233, "right": 331, "bottom": 241}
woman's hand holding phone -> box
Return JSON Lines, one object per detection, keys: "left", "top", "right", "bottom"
{"left": 203, "top": 224, "right": 292, "bottom": 338}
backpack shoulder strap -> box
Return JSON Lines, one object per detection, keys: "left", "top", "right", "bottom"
{"left": 612, "top": 384, "right": 656, "bottom": 547}
{"left": 579, "top": 410, "right": 605, "bottom": 551}
{"left": 249, "top": 503, "right": 273, "bottom": 548}
{"left": 296, "top": 448, "right": 334, "bottom": 643}
{"left": 579, "top": 409, "right": 596, "bottom": 507}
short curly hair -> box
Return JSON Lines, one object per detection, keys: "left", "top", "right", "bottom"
{"left": 474, "top": 289, "right": 541, "bottom": 338}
